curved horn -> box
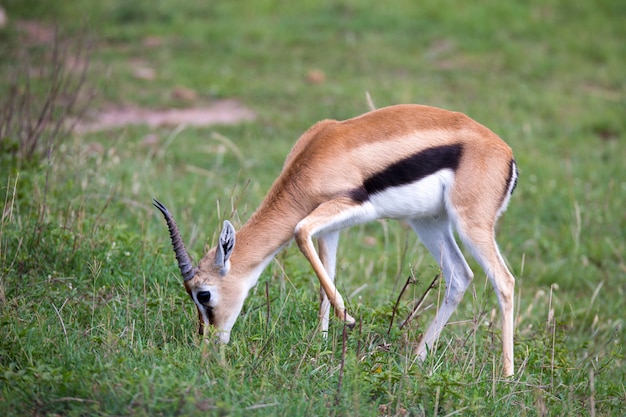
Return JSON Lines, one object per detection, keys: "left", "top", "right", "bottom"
{"left": 153, "top": 198, "right": 196, "bottom": 281}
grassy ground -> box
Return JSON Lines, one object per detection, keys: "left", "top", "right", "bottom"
{"left": 1, "top": 0, "right": 624, "bottom": 415}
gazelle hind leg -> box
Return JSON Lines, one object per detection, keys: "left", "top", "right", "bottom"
{"left": 410, "top": 217, "right": 474, "bottom": 361}
{"left": 458, "top": 222, "right": 515, "bottom": 377}
{"left": 317, "top": 230, "right": 339, "bottom": 334}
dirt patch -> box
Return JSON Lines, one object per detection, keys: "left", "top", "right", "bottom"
{"left": 75, "top": 99, "right": 256, "bottom": 134}
{"left": 9, "top": 20, "right": 256, "bottom": 134}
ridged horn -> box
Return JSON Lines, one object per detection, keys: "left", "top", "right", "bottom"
{"left": 153, "top": 198, "right": 196, "bottom": 281}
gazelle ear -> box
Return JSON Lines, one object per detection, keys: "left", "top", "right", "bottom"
{"left": 215, "top": 220, "right": 235, "bottom": 276}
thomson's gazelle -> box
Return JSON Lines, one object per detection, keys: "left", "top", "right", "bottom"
{"left": 154, "top": 104, "right": 518, "bottom": 376}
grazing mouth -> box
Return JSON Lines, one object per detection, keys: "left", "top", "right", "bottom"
{"left": 197, "top": 305, "right": 216, "bottom": 335}
{"left": 206, "top": 306, "right": 215, "bottom": 326}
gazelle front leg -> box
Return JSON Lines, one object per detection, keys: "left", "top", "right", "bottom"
{"left": 295, "top": 197, "right": 377, "bottom": 327}
{"left": 295, "top": 232, "right": 354, "bottom": 326}
{"left": 317, "top": 231, "right": 340, "bottom": 334}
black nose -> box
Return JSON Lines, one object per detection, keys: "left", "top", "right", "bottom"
{"left": 196, "top": 291, "right": 211, "bottom": 304}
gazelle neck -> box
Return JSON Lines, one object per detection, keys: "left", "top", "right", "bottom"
{"left": 230, "top": 180, "right": 311, "bottom": 277}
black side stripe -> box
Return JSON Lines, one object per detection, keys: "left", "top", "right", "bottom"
{"left": 350, "top": 144, "right": 464, "bottom": 203}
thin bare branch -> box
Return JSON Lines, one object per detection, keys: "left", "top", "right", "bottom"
{"left": 387, "top": 275, "right": 416, "bottom": 335}
{"left": 399, "top": 274, "right": 440, "bottom": 330}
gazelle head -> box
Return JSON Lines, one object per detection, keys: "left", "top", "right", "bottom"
{"left": 153, "top": 199, "right": 246, "bottom": 343}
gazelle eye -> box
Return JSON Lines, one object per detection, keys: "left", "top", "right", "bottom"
{"left": 196, "top": 291, "right": 211, "bottom": 305}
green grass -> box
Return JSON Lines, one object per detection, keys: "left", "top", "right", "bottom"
{"left": 1, "top": 0, "right": 624, "bottom": 415}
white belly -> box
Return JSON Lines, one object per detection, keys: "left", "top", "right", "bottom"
{"left": 367, "top": 169, "right": 453, "bottom": 220}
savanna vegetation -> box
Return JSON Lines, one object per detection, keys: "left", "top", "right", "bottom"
{"left": 1, "top": 0, "right": 624, "bottom": 415}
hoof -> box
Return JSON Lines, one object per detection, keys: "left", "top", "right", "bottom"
{"left": 336, "top": 309, "right": 356, "bottom": 328}
{"left": 343, "top": 312, "right": 356, "bottom": 329}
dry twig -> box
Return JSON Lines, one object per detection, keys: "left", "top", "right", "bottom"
{"left": 399, "top": 274, "right": 440, "bottom": 330}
